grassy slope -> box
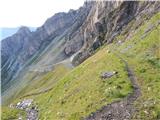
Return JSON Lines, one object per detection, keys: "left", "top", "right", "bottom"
{"left": 2, "top": 12, "right": 159, "bottom": 120}
{"left": 34, "top": 48, "right": 132, "bottom": 120}
{"left": 1, "top": 64, "right": 71, "bottom": 119}
{"left": 2, "top": 43, "right": 132, "bottom": 120}
{"left": 18, "top": 64, "right": 71, "bottom": 97}
{"left": 111, "top": 12, "right": 160, "bottom": 120}
{"left": 1, "top": 106, "right": 25, "bottom": 120}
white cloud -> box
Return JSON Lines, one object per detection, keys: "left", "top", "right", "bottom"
{"left": 0, "top": 0, "right": 84, "bottom": 27}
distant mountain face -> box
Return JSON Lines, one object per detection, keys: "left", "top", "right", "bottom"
{"left": 0, "top": 27, "right": 36, "bottom": 40}
{"left": 1, "top": 1, "right": 160, "bottom": 103}
{"left": 1, "top": 2, "right": 92, "bottom": 93}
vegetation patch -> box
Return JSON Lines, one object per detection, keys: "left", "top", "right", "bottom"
{"left": 111, "top": 12, "right": 160, "bottom": 120}
{"left": 1, "top": 106, "right": 25, "bottom": 120}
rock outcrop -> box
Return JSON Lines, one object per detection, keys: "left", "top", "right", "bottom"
{"left": 71, "top": 1, "right": 160, "bottom": 65}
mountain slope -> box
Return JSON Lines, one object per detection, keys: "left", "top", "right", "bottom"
{"left": 1, "top": 1, "right": 160, "bottom": 120}
{"left": 1, "top": 2, "right": 92, "bottom": 99}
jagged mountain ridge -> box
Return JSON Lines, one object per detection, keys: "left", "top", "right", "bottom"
{"left": 1, "top": 2, "right": 92, "bottom": 92}
{"left": 0, "top": 27, "right": 36, "bottom": 40}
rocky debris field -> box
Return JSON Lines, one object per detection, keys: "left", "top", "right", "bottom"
{"left": 10, "top": 99, "right": 38, "bottom": 120}
{"left": 26, "top": 106, "right": 38, "bottom": 120}
{"left": 16, "top": 99, "right": 33, "bottom": 110}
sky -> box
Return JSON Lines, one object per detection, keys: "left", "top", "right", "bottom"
{"left": 0, "top": 0, "right": 84, "bottom": 28}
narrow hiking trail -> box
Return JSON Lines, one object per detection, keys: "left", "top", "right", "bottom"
{"left": 20, "top": 87, "right": 54, "bottom": 98}
{"left": 85, "top": 53, "right": 141, "bottom": 120}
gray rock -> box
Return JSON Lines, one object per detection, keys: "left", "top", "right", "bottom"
{"left": 16, "top": 99, "right": 33, "bottom": 110}
{"left": 15, "top": 99, "right": 38, "bottom": 120}
{"left": 26, "top": 107, "right": 38, "bottom": 120}
{"left": 101, "top": 71, "right": 118, "bottom": 79}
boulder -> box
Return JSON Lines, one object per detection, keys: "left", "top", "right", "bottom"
{"left": 100, "top": 71, "right": 118, "bottom": 79}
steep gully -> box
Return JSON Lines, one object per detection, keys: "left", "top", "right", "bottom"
{"left": 85, "top": 52, "right": 141, "bottom": 120}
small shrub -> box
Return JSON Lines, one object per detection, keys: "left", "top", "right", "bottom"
{"left": 105, "top": 87, "right": 125, "bottom": 98}
{"left": 147, "top": 57, "right": 160, "bottom": 68}
{"left": 157, "top": 111, "right": 160, "bottom": 119}
{"left": 139, "top": 68, "right": 146, "bottom": 73}
{"left": 69, "top": 112, "right": 81, "bottom": 120}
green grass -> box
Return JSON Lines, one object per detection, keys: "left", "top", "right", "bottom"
{"left": 1, "top": 106, "right": 26, "bottom": 120}
{"left": 4, "top": 46, "right": 132, "bottom": 120}
{"left": 2, "top": 64, "right": 70, "bottom": 119}
{"left": 30, "top": 47, "right": 132, "bottom": 120}
{"left": 17, "top": 64, "right": 70, "bottom": 97}
{"left": 110, "top": 12, "right": 160, "bottom": 120}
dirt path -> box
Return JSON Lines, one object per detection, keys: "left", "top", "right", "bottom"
{"left": 84, "top": 53, "right": 141, "bottom": 120}
{"left": 20, "top": 87, "right": 54, "bottom": 98}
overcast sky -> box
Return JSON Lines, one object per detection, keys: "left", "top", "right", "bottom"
{"left": 0, "top": 0, "right": 84, "bottom": 27}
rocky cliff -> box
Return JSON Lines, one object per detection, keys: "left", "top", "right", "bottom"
{"left": 70, "top": 1, "right": 160, "bottom": 65}
{"left": 1, "top": 2, "right": 92, "bottom": 92}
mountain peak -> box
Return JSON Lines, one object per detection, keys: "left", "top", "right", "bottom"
{"left": 17, "top": 26, "right": 31, "bottom": 35}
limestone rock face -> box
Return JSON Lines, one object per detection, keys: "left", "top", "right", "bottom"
{"left": 64, "top": 1, "right": 124, "bottom": 64}
{"left": 70, "top": 1, "right": 160, "bottom": 65}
